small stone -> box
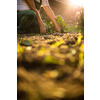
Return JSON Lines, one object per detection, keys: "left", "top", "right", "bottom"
{"left": 26, "top": 46, "right": 32, "bottom": 51}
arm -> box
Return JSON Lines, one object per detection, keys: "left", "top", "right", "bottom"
{"left": 43, "top": 6, "right": 61, "bottom": 32}
{"left": 25, "top": 0, "right": 46, "bottom": 33}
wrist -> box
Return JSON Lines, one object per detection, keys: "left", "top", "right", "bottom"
{"left": 40, "top": 24, "right": 45, "bottom": 28}
{"left": 55, "top": 24, "right": 59, "bottom": 28}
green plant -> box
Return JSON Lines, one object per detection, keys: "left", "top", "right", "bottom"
{"left": 51, "top": 40, "right": 64, "bottom": 48}
{"left": 46, "top": 15, "right": 67, "bottom": 33}
{"left": 75, "top": 33, "right": 83, "bottom": 45}
{"left": 46, "top": 14, "right": 84, "bottom": 33}
{"left": 17, "top": 43, "right": 24, "bottom": 53}
{"left": 65, "top": 24, "right": 84, "bottom": 33}
{"left": 78, "top": 44, "right": 84, "bottom": 68}
{"left": 75, "top": 6, "right": 84, "bottom": 30}
{"left": 56, "top": 15, "right": 68, "bottom": 33}
{"left": 43, "top": 56, "right": 58, "bottom": 64}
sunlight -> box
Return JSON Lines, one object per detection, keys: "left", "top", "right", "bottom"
{"left": 70, "top": 0, "right": 84, "bottom": 7}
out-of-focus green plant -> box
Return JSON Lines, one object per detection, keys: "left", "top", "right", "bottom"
{"left": 36, "top": 46, "right": 51, "bottom": 56}
{"left": 78, "top": 44, "right": 84, "bottom": 68}
{"left": 75, "top": 33, "right": 83, "bottom": 45}
{"left": 75, "top": 33, "right": 84, "bottom": 68}
{"left": 17, "top": 43, "right": 24, "bottom": 53}
{"left": 46, "top": 20, "right": 55, "bottom": 33}
{"left": 75, "top": 6, "right": 84, "bottom": 31}
{"left": 65, "top": 24, "right": 84, "bottom": 33}
{"left": 44, "top": 56, "right": 58, "bottom": 64}
{"left": 36, "top": 46, "right": 46, "bottom": 56}
{"left": 46, "top": 15, "right": 67, "bottom": 33}
{"left": 80, "top": 44, "right": 84, "bottom": 52}
{"left": 51, "top": 40, "right": 64, "bottom": 48}
{"left": 56, "top": 15, "right": 68, "bottom": 33}
{"left": 46, "top": 14, "right": 84, "bottom": 33}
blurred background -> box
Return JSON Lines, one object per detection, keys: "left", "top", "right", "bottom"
{"left": 40, "top": 0, "right": 84, "bottom": 27}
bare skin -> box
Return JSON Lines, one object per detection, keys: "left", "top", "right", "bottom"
{"left": 25, "top": 0, "right": 61, "bottom": 33}
{"left": 43, "top": 6, "right": 61, "bottom": 32}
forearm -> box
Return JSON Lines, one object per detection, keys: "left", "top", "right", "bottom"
{"left": 25, "top": 0, "right": 44, "bottom": 26}
{"left": 43, "top": 6, "right": 58, "bottom": 27}
{"left": 43, "top": 6, "right": 61, "bottom": 32}
{"left": 35, "top": 10, "right": 44, "bottom": 26}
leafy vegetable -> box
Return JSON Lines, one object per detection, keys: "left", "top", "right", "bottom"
{"left": 56, "top": 15, "right": 68, "bottom": 33}
{"left": 46, "top": 15, "right": 67, "bottom": 33}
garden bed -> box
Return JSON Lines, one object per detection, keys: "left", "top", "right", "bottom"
{"left": 17, "top": 32, "right": 84, "bottom": 100}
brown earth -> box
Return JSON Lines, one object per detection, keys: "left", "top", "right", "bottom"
{"left": 17, "top": 32, "right": 84, "bottom": 100}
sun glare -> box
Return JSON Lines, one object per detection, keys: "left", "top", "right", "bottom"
{"left": 70, "top": 0, "right": 84, "bottom": 7}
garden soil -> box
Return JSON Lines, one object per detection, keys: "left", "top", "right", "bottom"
{"left": 17, "top": 32, "right": 84, "bottom": 100}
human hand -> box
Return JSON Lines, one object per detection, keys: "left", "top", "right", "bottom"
{"left": 55, "top": 25, "right": 61, "bottom": 32}
{"left": 40, "top": 25, "right": 46, "bottom": 33}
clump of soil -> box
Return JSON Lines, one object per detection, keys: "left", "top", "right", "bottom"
{"left": 17, "top": 32, "right": 84, "bottom": 100}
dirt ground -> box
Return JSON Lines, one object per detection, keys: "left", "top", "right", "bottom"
{"left": 17, "top": 1, "right": 84, "bottom": 100}
{"left": 17, "top": 32, "right": 84, "bottom": 100}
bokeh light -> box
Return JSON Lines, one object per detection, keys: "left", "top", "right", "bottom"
{"left": 70, "top": 0, "right": 84, "bottom": 7}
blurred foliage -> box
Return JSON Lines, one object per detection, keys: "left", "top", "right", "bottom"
{"left": 74, "top": 33, "right": 84, "bottom": 68}
{"left": 56, "top": 15, "right": 68, "bottom": 33}
{"left": 75, "top": 6, "right": 84, "bottom": 31}
{"left": 17, "top": 43, "right": 24, "bottom": 53}
{"left": 75, "top": 33, "right": 83, "bottom": 45}
{"left": 36, "top": 46, "right": 46, "bottom": 56}
{"left": 46, "top": 14, "right": 84, "bottom": 33}
{"left": 65, "top": 25, "right": 83, "bottom": 33}
{"left": 44, "top": 56, "right": 58, "bottom": 64}
{"left": 78, "top": 44, "right": 84, "bottom": 68}
{"left": 51, "top": 40, "right": 64, "bottom": 48}
{"left": 46, "top": 20, "right": 55, "bottom": 33}
{"left": 75, "top": 33, "right": 84, "bottom": 68}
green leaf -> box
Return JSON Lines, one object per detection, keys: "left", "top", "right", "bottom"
{"left": 17, "top": 43, "right": 24, "bottom": 53}
{"left": 46, "top": 15, "right": 67, "bottom": 33}
{"left": 44, "top": 56, "right": 58, "bottom": 64}
{"left": 20, "top": 40, "right": 33, "bottom": 46}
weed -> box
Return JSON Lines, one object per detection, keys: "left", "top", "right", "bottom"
{"left": 46, "top": 15, "right": 84, "bottom": 33}
{"left": 46, "top": 15, "right": 67, "bottom": 33}
{"left": 17, "top": 43, "right": 24, "bottom": 53}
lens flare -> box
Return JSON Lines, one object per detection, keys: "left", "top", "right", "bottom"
{"left": 70, "top": 0, "right": 84, "bottom": 7}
